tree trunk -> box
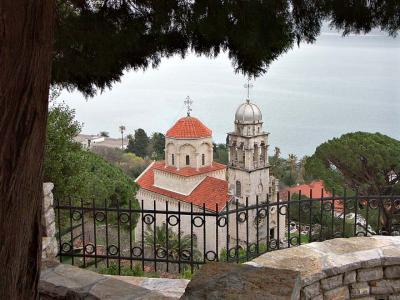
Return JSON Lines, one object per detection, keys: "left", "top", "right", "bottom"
{"left": 0, "top": 1, "right": 55, "bottom": 299}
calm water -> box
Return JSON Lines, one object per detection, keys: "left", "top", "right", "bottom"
{"left": 59, "top": 32, "right": 400, "bottom": 157}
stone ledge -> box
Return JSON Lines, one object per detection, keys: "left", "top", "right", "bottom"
{"left": 40, "top": 263, "right": 186, "bottom": 299}
{"left": 181, "top": 262, "right": 301, "bottom": 300}
{"left": 248, "top": 236, "right": 400, "bottom": 286}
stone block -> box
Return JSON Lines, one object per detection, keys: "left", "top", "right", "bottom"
{"left": 250, "top": 245, "right": 326, "bottom": 286}
{"left": 89, "top": 277, "right": 170, "bottom": 299}
{"left": 43, "top": 182, "right": 54, "bottom": 197}
{"left": 39, "top": 263, "right": 171, "bottom": 299}
{"left": 389, "top": 296, "right": 400, "bottom": 300}
{"left": 303, "top": 281, "right": 320, "bottom": 298}
{"left": 181, "top": 262, "right": 301, "bottom": 300}
{"left": 385, "top": 265, "right": 400, "bottom": 279}
{"left": 321, "top": 274, "right": 343, "bottom": 291}
{"left": 45, "top": 221, "right": 56, "bottom": 238}
{"left": 323, "top": 286, "right": 349, "bottom": 300}
{"left": 44, "top": 207, "right": 55, "bottom": 227}
{"left": 311, "top": 295, "right": 323, "bottom": 300}
{"left": 350, "top": 282, "right": 370, "bottom": 297}
{"left": 357, "top": 267, "right": 384, "bottom": 282}
{"left": 42, "top": 237, "right": 59, "bottom": 260}
{"left": 381, "top": 246, "right": 400, "bottom": 266}
{"left": 343, "top": 271, "right": 356, "bottom": 284}
{"left": 370, "top": 279, "right": 400, "bottom": 294}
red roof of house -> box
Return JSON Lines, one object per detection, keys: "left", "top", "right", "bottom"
{"left": 136, "top": 161, "right": 229, "bottom": 212}
{"left": 280, "top": 180, "right": 344, "bottom": 212}
{"left": 281, "top": 181, "right": 332, "bottom": 199}
{"left": 166, "top": 116, "right": 212, "bottom": 139}
{"left": 152, "top": 161, "right": 226, "bottom": 177}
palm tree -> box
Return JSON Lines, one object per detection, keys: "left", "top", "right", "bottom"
{"left": 144, "top": 223, "right": 200, "bottom": 261}
{"left": 119, "top": 125, "right": 126, "bottom": 149}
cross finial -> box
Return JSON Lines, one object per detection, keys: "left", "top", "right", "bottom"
{"left": 184, "top": 96, "right": 193, "bottom": 116}
{"left": 244, "top": 77, "right": 253, "bottom": 100}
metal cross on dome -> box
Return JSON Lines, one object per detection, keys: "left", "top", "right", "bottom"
{"left": 244, "top": 77, "right": 253, "bottom": 100}
{"left": 184, "top": 96, "right": 193, "bottom": 116}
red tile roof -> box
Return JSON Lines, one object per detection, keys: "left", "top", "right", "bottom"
{"left": 280, "top": 180, "right": 344, "bottom": 212}
{"left": 136, "top": 162, "right": 229, "bottom": 212}
{"left": 152, "top": 161, "right": 226, "bottom": 177}
{"left": 166, "top": 116, "right": 212, "bottom": 139}
{"left": 281, "top": 181, "right": 331, "bottom": 199}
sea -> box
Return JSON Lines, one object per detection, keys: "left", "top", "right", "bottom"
{"left": 59, "top": 30, "right": 400, "bottom": 158}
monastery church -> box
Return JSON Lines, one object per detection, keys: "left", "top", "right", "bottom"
{"left": 135, "top": 96, "right": 284, "bottom": 254}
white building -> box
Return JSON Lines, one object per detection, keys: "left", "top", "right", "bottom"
{"left": 74, "top": 134, "right": 127, "bottom": 150}
{"left": 135, "top": 98, "right": 284, "bottom": 257}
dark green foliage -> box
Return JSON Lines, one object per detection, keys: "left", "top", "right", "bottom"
{"left": 213, "top": 143, "right": 228, "bottom": 164}
{"left": 144, "top": 224, "right": 201, "bottom": 261}
{"left": 126, "top": 129, "right": 149, "bottom": 158}
{"left": 149, "top": 132, "right": 165, "bottom": 160}
{"left": 305, "top": 132, "right": 400, "bottom": 196}
{"left": 304, "top": 132, "right": 400, "bottom": 232}
{"left": 52, "top": 1, "right": 399, "bottom": 96}
{"left": 269, "top": 152, "right": 307, "bottom": 187}
{"left": 44, "top": 104, "right": 140, "bottom": 209}
{"left": 79, "top": 150, "right": 139, "bottom": 207}
{"left": 44, "top": 103, "right": 85, "bottom": 198}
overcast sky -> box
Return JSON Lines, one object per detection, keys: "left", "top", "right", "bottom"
{"left": 58, "top": 30, "right": 400, "bottom": 157}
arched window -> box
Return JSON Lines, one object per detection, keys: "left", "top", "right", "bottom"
{"left": 235, "top": 180, "right": 241, "bottom": 197}
{"left": 171, "top": 154, "right": 175, "bottom": 165}
{"left": 186, "top": 155, "right": 190, "bottom": 165}
{"left": 202, "top": 154, "right": 205, "bottom": 165}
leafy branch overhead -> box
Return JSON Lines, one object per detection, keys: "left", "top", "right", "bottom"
{"left": 53, "top": 0, "right": 400, "bottom": 96}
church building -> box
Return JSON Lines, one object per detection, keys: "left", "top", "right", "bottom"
{"left": 135, "top": 96, "right": 283, "bottom": 256}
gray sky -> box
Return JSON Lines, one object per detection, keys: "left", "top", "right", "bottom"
{"left": 58, "top": 31, "right": 400, "bottom": 157}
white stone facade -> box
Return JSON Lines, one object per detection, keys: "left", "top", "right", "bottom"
{"left": 227, "top": 100, "right": 284, "bottom": 245}
{"left": 165, "top": 136, "right": 213, "bottom": 170}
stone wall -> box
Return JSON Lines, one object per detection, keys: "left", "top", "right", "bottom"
{"left": 42, "top": 182, "right": 58, "bottom": 260}
{"left": 40, "top": 262, "right": 188, "bottom": 299}
{"left": 183, "top": 236, "right": 400, "bottom": 300}
{"left": 248, "top": 236, "right": 400, "bottom": 300}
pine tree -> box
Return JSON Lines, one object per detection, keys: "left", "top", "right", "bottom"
{"left": 127, "top": 129, "right": 149, "bottom": 158}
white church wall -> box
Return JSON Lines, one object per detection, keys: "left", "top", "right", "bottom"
{"left": 164, "top": 137, "right": 213, "bottom": 170}
{"left": 153, "top": 168, "right": 226, "bottom": 196}
{"left": 135, "top": 189, "right": 227, "bottom": 257}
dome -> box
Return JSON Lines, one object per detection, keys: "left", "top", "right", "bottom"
{"left": 166, "top": 116, "right": 212, "bottom": 139}
{"left": 235, "top": 100, "right": 262, "bottom": 124}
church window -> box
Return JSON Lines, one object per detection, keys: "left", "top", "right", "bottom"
{"left": 256, "top": 195, "right": 259, "bottom": 202}
{"left": 186, "top": 155, "right": 190, "bottom": 165}
{"left": 235, "top": 181, "right": 241, "bottom": 197}
{"left": 242, "top": 152, "right": 245, "bottom": 163}
{"left": 172, "top": 154, "right": 175, "bottom": 165}
{"left": 202, "top": 154, "right": 205, "bottom": 165}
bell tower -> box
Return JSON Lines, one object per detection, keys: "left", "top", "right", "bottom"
{"left": 227, "top": 98, "right": 273, "bottom": 205}
{"left": 226, "top": 87, "right": 282, "bottom": 245}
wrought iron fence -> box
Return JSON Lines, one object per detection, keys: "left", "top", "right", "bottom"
{"left": 55, "top": 192, "right": 400, "bottom": 276}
